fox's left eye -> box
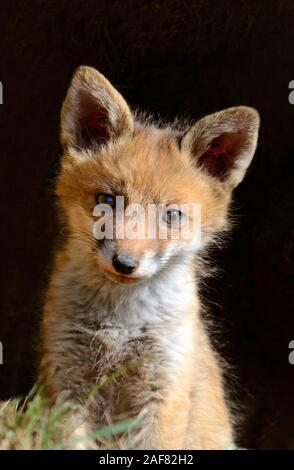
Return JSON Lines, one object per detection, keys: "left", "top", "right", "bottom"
{"left": 163, "top": 209, "right": 182, "bottom": 226}
{"left": 96, "top": 193, "right": 115, "bottom": 207}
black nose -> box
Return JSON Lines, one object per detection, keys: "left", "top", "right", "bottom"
{"left": 112, "top": 253, "right": 139, "bottom": 275}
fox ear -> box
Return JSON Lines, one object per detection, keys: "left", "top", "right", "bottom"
{"left": 181, "top": 106, "right": 260, "bottom": 188}
{"left": 61, "top": 66, "right": 134, "bottom": 150}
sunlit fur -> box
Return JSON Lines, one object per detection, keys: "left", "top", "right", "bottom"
{"left": 39, "top": 66, "right": 259, "bottom": 449}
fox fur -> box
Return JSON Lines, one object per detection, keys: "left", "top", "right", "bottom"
{"left": 39, "top": 66, "right": 259, "bottom": 449}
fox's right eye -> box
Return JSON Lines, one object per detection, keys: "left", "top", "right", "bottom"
{"left": 163, "top": 209, "right": 183, "bottom": 226}
{"left": 96, "top": 193, "right": 115, "bottom": 207}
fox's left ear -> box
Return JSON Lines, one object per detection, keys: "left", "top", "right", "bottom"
{"left": 181, "top": 106, "right": 260, "bottom": 188}
{"left": 60, "top": 66, "right": 134, "bottom": 151}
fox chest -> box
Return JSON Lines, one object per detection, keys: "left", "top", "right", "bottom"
{"left": 57, "top": 276, "right": 196, "bottom": 422}
{"left": 68, "top": 322, "right": 163, "bottom": 422}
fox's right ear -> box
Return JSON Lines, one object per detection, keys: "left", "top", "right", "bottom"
{"left": 60, "top": 66, "right": 134, "bottom": 151}
{"left": 181, "top": 106, "right": 260, "bottom": 189}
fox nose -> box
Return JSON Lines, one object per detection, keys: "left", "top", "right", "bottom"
{"left": 112, "top": 253, "right": 139, "bottom": 275}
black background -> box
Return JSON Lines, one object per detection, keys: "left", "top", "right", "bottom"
{"left": 0, "top": 0, "right": 293, "bottom": 449}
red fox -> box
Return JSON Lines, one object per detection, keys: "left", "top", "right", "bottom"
{"left": 39, "top": 66, "right": 259, "bottom": 449}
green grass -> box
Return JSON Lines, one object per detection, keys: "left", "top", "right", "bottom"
{"left": 0, "top": 387, "right": 140, "bottom": 450}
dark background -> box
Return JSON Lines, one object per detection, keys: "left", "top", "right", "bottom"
{"left": 0, "top": 0, "right": 293, "bottom": 449}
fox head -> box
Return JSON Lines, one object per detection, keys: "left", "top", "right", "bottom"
{"left": 56, "top": 66, "right": 259, "bottom": 284}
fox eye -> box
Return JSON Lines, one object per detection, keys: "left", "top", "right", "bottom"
{"left": 163, "top": 209, "right": 182, "bottom": 226}
{"left": 96, "top": 193, "right": 115, "bottom": 207}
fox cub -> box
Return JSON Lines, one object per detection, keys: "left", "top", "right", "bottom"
{"left": 39, "top": 66, "right": 259, "bottom": 449}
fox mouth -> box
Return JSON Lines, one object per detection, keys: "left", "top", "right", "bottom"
{"left": 103, "top": 269, "right": 142, "bottom": 284}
